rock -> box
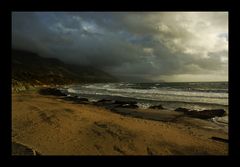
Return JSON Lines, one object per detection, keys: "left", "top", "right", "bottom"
{"left": 63, "top": 96, "right": 89, "bottom": 103}
{"left": 12, "top": 142, "right": 41, "bottom": 156}
{"left": 96, "top": 99, "right": 115, "bottom": 104}
{"left": 38, "top": 88, "right": 66, "bottom": 96}
{"left": 97, "top": 99, "right": 112, "bottom": 103}
{"left": 121, "top": 104, "right": 139, "bottom": 109}
{"left": 175, "top": 108, "right": 226, "bottom": 119}
{"left": 186, "top": 109, "right": 226, "bottom": 119}
{"left": 149, "top": 104, "right": 164, "bottom": 109}
{"left": 63, "top": 96, "right": 78, "bottom": 101}
{"left": 95, "top": 99, "right": 117, "bottom": 108}
{"left": 175, "top": 107, "right": 190, "bottom": 113}
{"left": 78, "top": 98, "right": 89, "bottom": 102}
{"left": 211, "top": 137, "right": 228, "bottom": 143}
{"left": 114, "top": 100, "right": 137, "bottom": 105}
{"left": 111, "top": 100, "right": 138, "bottom": 109}
{"left": 94, "top": 99, "right": 121, "bottom": 110}
{"left": 200, "top": 109, "right": 226, "bottom": 117}
{"left": 112, "top": 108, "right": 183, "bottom": 122}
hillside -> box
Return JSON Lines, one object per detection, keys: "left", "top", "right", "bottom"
{"left": 12, "top": 49, "right": 117, "bottom": 89}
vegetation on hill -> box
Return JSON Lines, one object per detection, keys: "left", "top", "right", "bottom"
{"left": 12, "top": 49, "right": 117, "bottom": 91}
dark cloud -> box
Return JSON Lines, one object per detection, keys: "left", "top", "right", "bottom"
{"left": 12, "top": 12, "right": 228, "bottom": 82}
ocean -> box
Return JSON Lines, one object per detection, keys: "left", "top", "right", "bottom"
{"left": 61, "top": 82, "right": 228, "bottom": 114}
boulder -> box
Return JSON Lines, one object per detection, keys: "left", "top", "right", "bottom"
{"left": 149, "top": 104, "right": 164, "bottom": 109}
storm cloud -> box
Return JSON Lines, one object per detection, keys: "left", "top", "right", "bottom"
{"left": 12, "top": 12, "right": 228, "bottom": 82}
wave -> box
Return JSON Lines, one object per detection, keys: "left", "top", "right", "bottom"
{"left": 75, "top": 82, "right": 228, "bottom": 92}
{"left": 64, "top": 82, "right": 228, "bottom": 106}
{"left": 64, "top": 89, "right": 228, "bottom": 106}
{"left": 212, "top": 116, "right": 228, "bottom": 125}
{"left": 71, "top": 85, "right": 228, "bottom": 99}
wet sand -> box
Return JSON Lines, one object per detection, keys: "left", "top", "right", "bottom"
{"left": 12, "top": 90, "right": 228, "bottom": 155}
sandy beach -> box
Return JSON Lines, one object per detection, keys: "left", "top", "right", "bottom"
{"left": 12, "top": 89, "right": 228, "bottom": 155}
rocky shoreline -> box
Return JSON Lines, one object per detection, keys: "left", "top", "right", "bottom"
{"left": 12, "top": 87, "right": 228, "bottom": 155}
{"left": 37, "top": 87, "right": 229, "bottom": 138}
{"left": 40, "top": 87, "right": 227, "bottom": 121}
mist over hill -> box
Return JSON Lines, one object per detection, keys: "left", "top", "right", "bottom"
{"left": 12, "top": 49, "right": 117, "bottom": 87}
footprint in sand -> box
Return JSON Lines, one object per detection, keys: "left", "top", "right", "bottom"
{"left": 93, "top": 121, "right": 136, "bottom": 141}
{"left": 91, "top": 121, "right": 137, "bottom": 153}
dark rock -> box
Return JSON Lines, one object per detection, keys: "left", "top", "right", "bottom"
{"left": 97, "top": 99, "right": 113, "bottom": 103}
{"left": 175, "top": 107, "right": 190, "bottom": 113}
{"left": 63, "top": 96, "right": 78, "bottom": 101}
{"left": 211, "top": 137, "right": 228, "bottom": 143}
{"left": 96, "top": 99, "right": 115, "bottom": 104}
{"left": 114, "top": 100, "right": 137, "bottom": 105}
{"left": 121, "top": 104, "right": 139, "bottom": 109}
{"left": 175, "top": 108, "right": 226, "bottom": 119}
{"left": 200, "top": 109, "right": 226, "bottom": 117}
{"left": 78, "top": 98, "right": 89, "bottom": 102}
{"left": 12, "top": 142, "right": 41, "bottom": 156}
{"left": 38, "top": 88, "right": 66, "bottom": 96}
{"left": 93, "top": 99, "right": 122, "bottom": 110}
{"left": 149, "top": 104, "right": 164, "bottom": 109}
{"left": 63, "top": 96, "right": 89, "bottom": 103}
{"left": 186, "top": 109, "right": 226, "bottom": 119}
{"left": 110, "top": 100, "right": 138, "bottom": 109}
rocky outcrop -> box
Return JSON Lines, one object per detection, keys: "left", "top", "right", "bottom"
{"left": 63, "top": 96, "right": 90, "bottom": 104}
{"left": 78, "top": 97, "right": 89, "bottom": 102}
{"left": 199, "top": 109, "right": 226, "bottom": 118}
{"left": 175, "top": 107, "right": 189, "bottom": 113}
{"left": 175, "top": 108, "right": 226, "bottom": 119}
{"left": 114, "top": 100, "right": 137, "bottom": 105}
{"left": 113, "top": 100, "right": 138, "bottom": 109}
{"left": 96, "top": 99, "right": 115, "bottom": 105}
{"left": 120, "top": 103, "right": 139, "bottom": 109}
{"left": 95, "top": 99, "right": 139, "bottom": 109}
{"left": 149, "top": 104, "right": 164, "bottom": 109}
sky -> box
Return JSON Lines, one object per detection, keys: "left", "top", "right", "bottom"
{"left": 12, "top": 12, "right": 228, "bottom": 82}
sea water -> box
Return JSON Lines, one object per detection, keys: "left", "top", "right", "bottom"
{"left": 61, "top": 82, "right": 228, "bottom": 124}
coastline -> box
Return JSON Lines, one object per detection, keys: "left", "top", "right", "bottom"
{"left": 12, "top": 87, "right": 228, "bottom": 155}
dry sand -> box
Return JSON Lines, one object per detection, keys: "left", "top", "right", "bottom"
{"left": 12, "top": 90, "right": 228, "bottom": 155}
